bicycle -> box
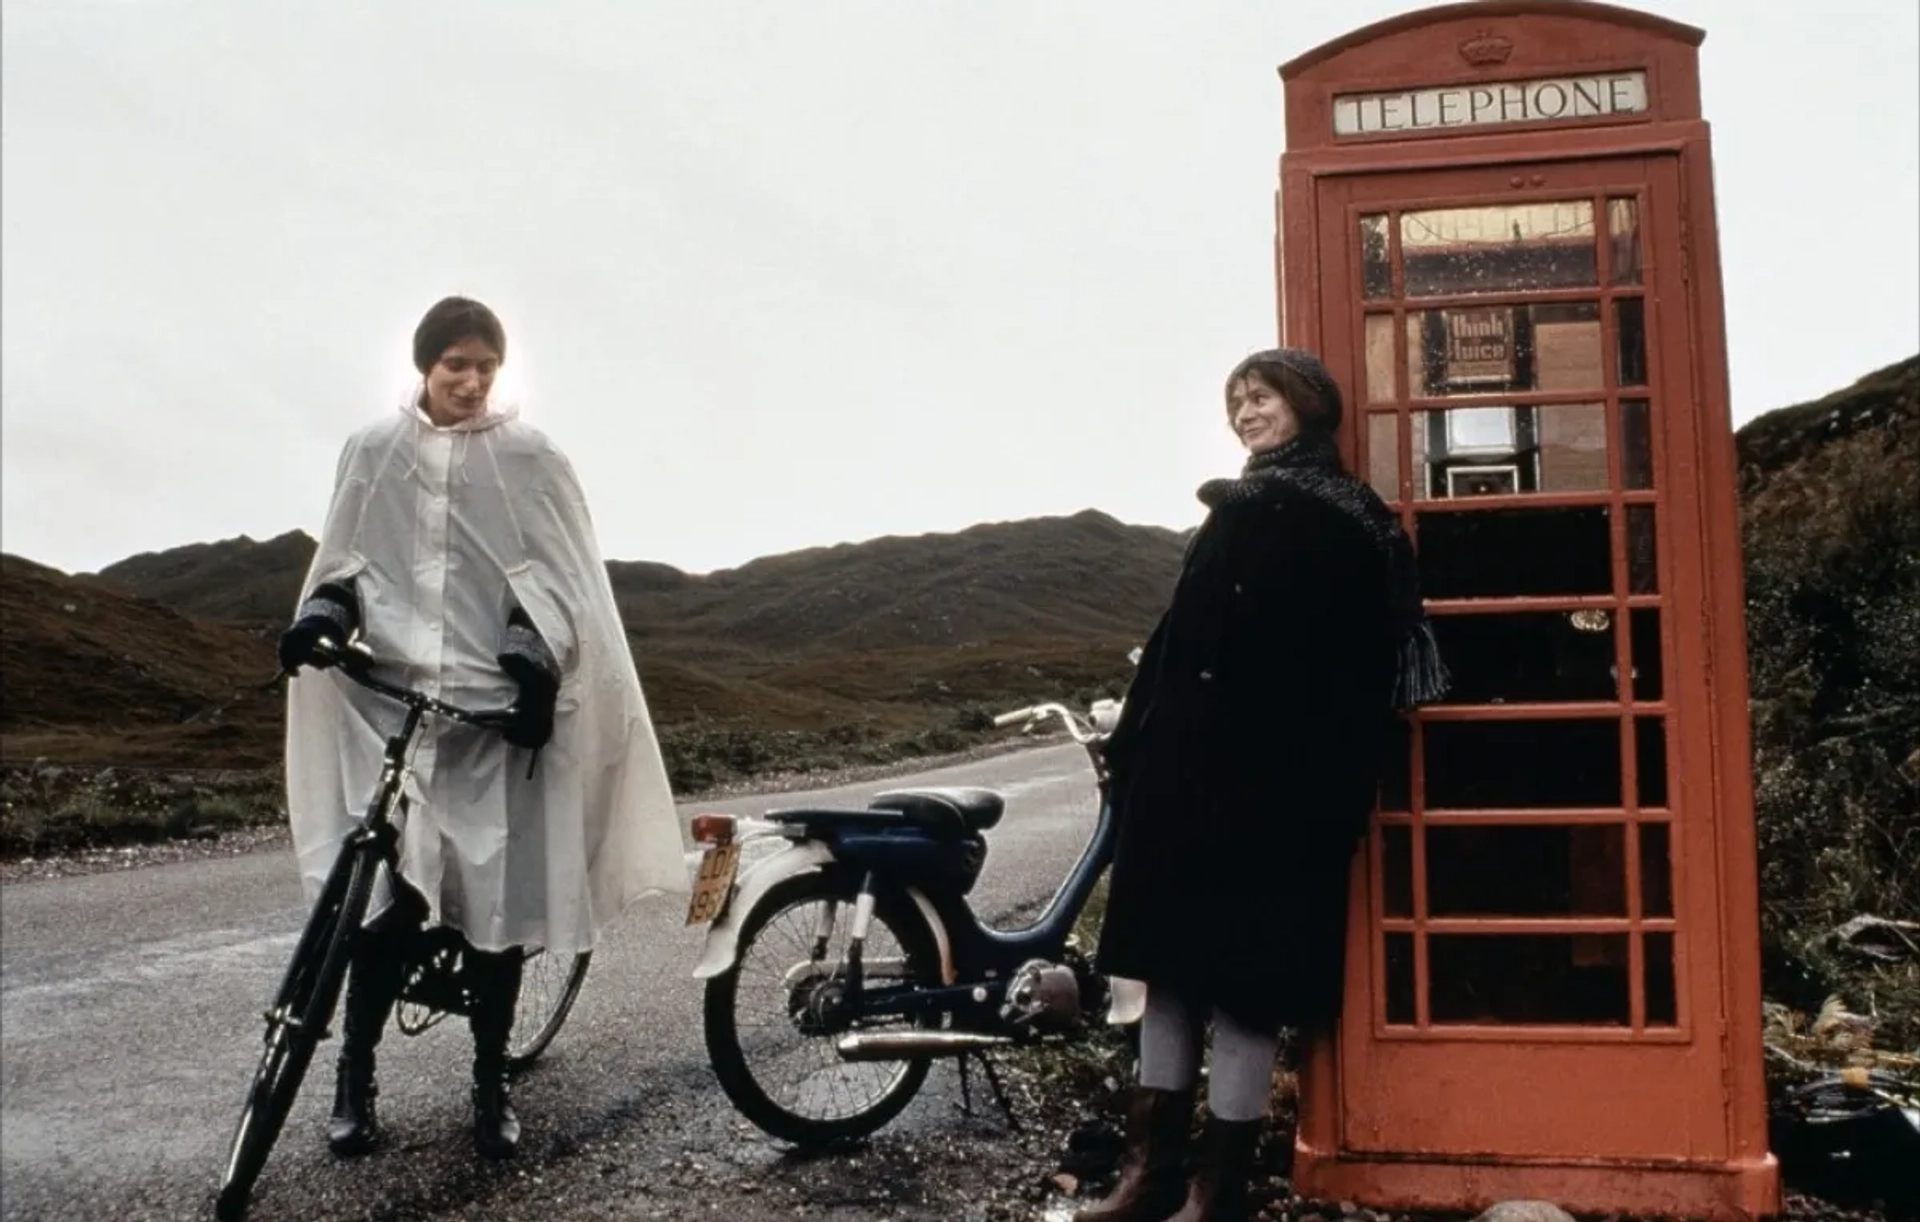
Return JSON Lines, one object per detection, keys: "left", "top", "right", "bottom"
{"left": 214, "top": 637, "right": 591, "bottom": 1222}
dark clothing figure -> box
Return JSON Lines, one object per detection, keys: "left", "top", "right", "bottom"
{"left": 1075, "top": 349, "right": 1444, "bottom": 1222}
{"left": 1097, "top": 443, "right": 1401, "bottom": 1034}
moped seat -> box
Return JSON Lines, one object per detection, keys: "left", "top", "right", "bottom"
{"left": 867, "top": 787, "right": 1006, "bottom": 836}
{"left": 762, "top": 806, "right": 905, "bottom": 833}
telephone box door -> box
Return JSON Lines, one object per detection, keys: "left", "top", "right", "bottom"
{"left": 1317, "top": 152, "right": 1735, "bottom": 1162}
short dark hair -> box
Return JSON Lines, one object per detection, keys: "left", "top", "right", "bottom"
{"left": 1223, "top": 347, "right": 1343, "bottom": 438}
{"left": 412, "top": 297, "right": 506, "bottom": 374}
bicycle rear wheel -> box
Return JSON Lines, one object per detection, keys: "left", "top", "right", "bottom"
{"left": 507, "top": 948, "right": 592, "bottom": 1073}
{"left": 215, "top": 848, "right": 377, "bottom": 1222}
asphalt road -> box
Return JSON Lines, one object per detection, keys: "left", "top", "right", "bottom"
{"left": 0, "top": 743, "right": 1103, "bottom": 1222}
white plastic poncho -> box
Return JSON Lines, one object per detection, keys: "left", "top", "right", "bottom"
{"left": 285, "top": 394, "right": 687, "bottom": 954}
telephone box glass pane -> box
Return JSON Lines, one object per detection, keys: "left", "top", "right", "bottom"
{"left": 1636, "top": 717, "right": 1669, "bottom": 809}
{"left": 1414, "top": 403, "right": 1609, "bottom": 499}
{"left": 1615, "top": 297, "right": 1649, "bottom": 386}
{"left": 1424, "top": 719, "right": 1622, "bottom": 809}
{"left": 1418, "top": 507, "right": 1612, "bottom": 598}
{"left": 1628, "top": 505, "right": 1659, "bottom": 593}
{"left": 1621, "top": 399, "right": 1655, "bottom": 488}
{"left": 1429, "top": 933, "right": 1631, "bottom": 1025}
{"left": 1405, "top": 304, "right": 1603, "bottom": 397}
{"left": 1429, "top": 610, "right": 1617, "bottom": 704}
{"left": 1427, "top": 824, "right": 1628, "bottom": 916}
{"left": 1365, "top": 313, "right": 1397, "bottom": 403}
{"left": 1645, "top": 931, "right": 1678, "bottom": 1026}
{"left": 1361, "top": 214, "right": 1392, "bottom": 300}
{"left": 1640, "top": 822, "right": 1674, "bottom": 917}
{"left": 1607, "top": 197, "right": 1643, "bottom": 285}
{"left": 1385, "top": 932, "right": 1417, "bottom": 1025}
{"left": 1382, "top": 823, "right": 1414, "bottom": 918}
{"left": 1366, "top": 413, "right": 1400, "bottom": 501}
{"left": 1630, "top": 608, "right": 1663, "bottom": 701}
{"left": 1400, "top": 202, "right": 1597, "bottom": 297}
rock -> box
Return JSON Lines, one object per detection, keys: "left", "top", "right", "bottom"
{"left": 1471, "top": 1201, "right": 1576, "bottom": 1222}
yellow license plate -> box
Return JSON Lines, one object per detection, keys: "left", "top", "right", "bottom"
{"left": 685, "top": 841, "right": 741, "bottom": 927}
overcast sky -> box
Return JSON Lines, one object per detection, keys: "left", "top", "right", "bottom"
{"left": 5, "top": 0, "right": 1916, "bottom": 577}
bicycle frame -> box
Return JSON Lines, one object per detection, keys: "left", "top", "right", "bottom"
{"left": 325, "top": 644, "right": 529, "bottom": 1002}
{"left": 264, "top": 647, "right": 513, "bottom": 1028}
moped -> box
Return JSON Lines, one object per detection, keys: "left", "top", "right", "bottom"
{"left": 686, "top": 694, "right": 1144, "bottom": 1144}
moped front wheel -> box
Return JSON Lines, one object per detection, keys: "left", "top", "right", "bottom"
{"left": 215, "top": 848, "right": 377, "bottom": 1222}
{"left": 703, "top": 871, "right": 942, "bottom": 1145}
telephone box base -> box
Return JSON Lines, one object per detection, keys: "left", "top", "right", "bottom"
{"left": 1293, "top": 1141, "right": 1782, "bottom": 1221}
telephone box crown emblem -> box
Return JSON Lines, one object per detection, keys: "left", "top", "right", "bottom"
{"left": 1458, "top": 31, "right": 1515, "bottom": 66}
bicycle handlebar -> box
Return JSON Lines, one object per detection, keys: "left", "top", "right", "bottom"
{"left": 305, "top": 636, "right": 520, "bottom": 730}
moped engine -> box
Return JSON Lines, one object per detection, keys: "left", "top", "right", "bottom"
{"left": 1002, "top": 959, "right": 1085, "bottom": 1035}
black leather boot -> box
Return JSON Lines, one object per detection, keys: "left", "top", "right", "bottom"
{"left": 467, "top": 947, "right": 525, "bottom": 1160}
{"left": 328, "top": 934, "right": 407, "bottom": 1157}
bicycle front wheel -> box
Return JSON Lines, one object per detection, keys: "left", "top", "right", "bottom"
{"left": 507, "top": 948, "right": 592, "bottom": 1073}
{"left": 215, "top": 848, "right": 377, "bottom": 1222}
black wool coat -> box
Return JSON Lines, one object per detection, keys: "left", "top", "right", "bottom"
{"left": 1096, "top": 485, "right": 1399, "bottom": 1035}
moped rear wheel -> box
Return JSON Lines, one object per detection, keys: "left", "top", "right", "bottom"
{"left": 704, "top": 871, "right": 942, "bottom": 1145}
{"left": 215, "top": 848, "right": 377, "bottom": 1222}
{"left": 507, "top": 948, "right": 592, "bottom": 1073}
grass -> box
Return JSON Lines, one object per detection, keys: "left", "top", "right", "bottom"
{"left": 1, "top": 783, "right": 281, "bottom": 857}
{"left": 0, "top": 711, "right": 1028, "bottom": 860}
{"left": 1738, "top": 356, "right": 1920, "bottom": 1055}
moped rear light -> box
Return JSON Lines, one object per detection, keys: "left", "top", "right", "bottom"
{"left": 690, "top": 813, "right": 736, "bottom": 845}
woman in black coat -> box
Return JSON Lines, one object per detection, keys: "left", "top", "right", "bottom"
{"left": 1076, "top": 349, "right": 1447, "bottom": 1222}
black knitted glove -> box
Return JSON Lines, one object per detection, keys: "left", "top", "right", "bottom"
{"left": 279, "top": 581, "right": 360, "bottom": 673}
{"left": 496, "top": 607, "right": 560, "bottom": 750}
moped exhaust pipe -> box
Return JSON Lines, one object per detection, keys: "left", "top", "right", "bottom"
{"left": 835, "top": 1031, "right": 1014, "bottom": 1061}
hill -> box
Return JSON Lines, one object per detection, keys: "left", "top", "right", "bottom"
{"left": 14, "top": 511, "right": 1190, "bottom": 790}
{"left": 616, "top": 510, "right": 1189, "bottom": 656}
{"left": 93, "top": 530, "right": 318, "bottom": 630}
{"left": 89, "top": 510, "right": 1190, "bottom": 657}
{"left": 0, "top": 556, "right": 283, "bottom": 768}
{"left": 1735, "top": 353, "right": 1920, "bottom": 1037}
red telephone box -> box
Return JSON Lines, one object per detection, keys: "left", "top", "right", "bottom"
{"left": 1275, "top": 4, "right": 1779, "bottom": 1218}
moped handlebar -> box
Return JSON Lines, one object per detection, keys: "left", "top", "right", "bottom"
{"left": 992, "top": 701, "right": 1108, "bottom": 744}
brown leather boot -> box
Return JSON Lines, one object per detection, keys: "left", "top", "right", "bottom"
{"left": 1166, "top": 1114, "right": 1264, "bottom": 1222}
{"left": 1073, "top": 1086, "right": 1195, "bottom": 1222}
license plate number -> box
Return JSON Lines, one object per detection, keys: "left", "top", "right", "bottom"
{"left": 685, "top": 841, "right": 741, "bottom": 926}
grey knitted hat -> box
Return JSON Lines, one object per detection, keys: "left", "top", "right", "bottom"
{"left": 1223, "top": 347, "right": 1345, "bottom": 437}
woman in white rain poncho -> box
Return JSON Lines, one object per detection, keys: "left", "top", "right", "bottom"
{"left": 279, "top": 297, "right": 686, "bottom": 1161}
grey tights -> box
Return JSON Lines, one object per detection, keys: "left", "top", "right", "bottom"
{"left": 1137, "top": 987, "right": 1280, "bottom": 1122}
